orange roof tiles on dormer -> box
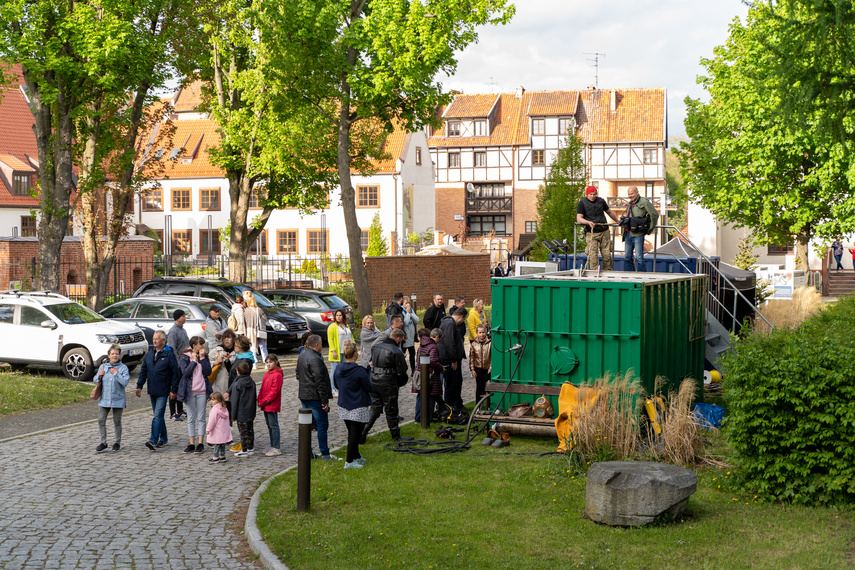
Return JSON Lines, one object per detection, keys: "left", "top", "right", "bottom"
{"left": 577, "top": 88, "right": 665, "bottom": 143}
{"left": 172, "top": 81, "right": 205, "bottom": 113}
{"left": 429, "top": 93, "right": 525, "bottom": 147}
{"left": 0, "top": 154, "right": 35, "bottom": 172}
{"left": 527, "top": 91, "right": 579, "bottom": 116}
{"left": 443, "top": 93, "right": 500, "bottom": 119}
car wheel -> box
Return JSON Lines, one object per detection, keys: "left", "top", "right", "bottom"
{"left": 8, "top": 363, "right": 27, "bottom": 372}
{"left": 126, "top": 364, "right": 138, "bottom": 372}
{"left": 62, "top": 348, "right": 95, "bottom": 381}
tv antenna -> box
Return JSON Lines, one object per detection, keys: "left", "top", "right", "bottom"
{"left": 584, "top": 52, "right": 606, "bottom": 88}
{"left": 488, "top": 76, "right": 499, "bottom": 92}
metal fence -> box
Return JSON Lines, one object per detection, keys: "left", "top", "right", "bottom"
{"left": 1, "top": 254, "right": 355, "bottom": 307}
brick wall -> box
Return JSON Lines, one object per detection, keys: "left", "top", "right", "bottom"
{"left": 365, "top": 253, "right": 491, "bottom": 313}
{"left": 0, "top": 236, "right": 155, "bottom": 295}
{"left": 513, "top": 187, "right": 540, "bottom": 250}
{"left": 434, "top": 186, "right": 465, "bottom": 238}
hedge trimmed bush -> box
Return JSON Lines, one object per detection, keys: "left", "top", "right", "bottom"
{"left": 721, "top": 296, "right": 855, "bottom": 504}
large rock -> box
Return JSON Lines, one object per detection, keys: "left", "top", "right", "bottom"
{"left": 585, "top": 461, "right": 697, "bottom": 526}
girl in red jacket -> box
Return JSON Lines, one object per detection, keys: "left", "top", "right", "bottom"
{"left": 258, "top": 354, "right": 284, "bottom": 456}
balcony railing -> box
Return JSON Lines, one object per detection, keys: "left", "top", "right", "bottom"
{"left": 605, "top": 196, "right": 678, "bottom": 210}
{"left": 466, "top": 196, "right": 513, "bottom": 212}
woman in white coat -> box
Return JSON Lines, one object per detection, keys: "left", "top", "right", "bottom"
{"left": 401, "top": 297, "right": 419, "bottom": 374}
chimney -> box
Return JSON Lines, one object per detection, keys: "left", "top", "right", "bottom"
{"left": 610, "top": 89, "right": 617, "bottom": 112}
{"left": 515, "top": 85, "right": 525, "bottom": 99}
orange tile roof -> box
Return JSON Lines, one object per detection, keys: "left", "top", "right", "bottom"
{"left": 429, "top": 93, "right": 525, "bottom": 147}
{"left": 0, "top": 63, "right": 40, "bottom": 207}
{"left": 173, "top": 81, "right": 205, "bottom": 113}
{"left": 428, "top": 87, "right": 665, "bottom": 148}
{"left": 443, "top": 94, "right": 500, "bottom": 118}
{"left": 0, "top": 154, "right": 35, "bottom": 172}
{"left": 527, "top": 91, "right": 579, "bottom": 116}
{"left": 372, "top": 126, "right": 408, "bottom": 173}
{"left": 140, "top": 119, "right": 224, "bottom": 178}
{"left": 577, "top": 88, "right": 666, "bottom": 143}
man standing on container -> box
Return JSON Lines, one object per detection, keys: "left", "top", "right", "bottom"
{"left": 622, "top": 185, "right": 659, "bottom": 272}
{"left": 576, "top": 186, "right": 619, "bottom": 271}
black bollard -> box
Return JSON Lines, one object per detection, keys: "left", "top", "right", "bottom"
{"left": 297, "top": 408, "right": 313, "bottom": 512}
{"left": 420, "top": 354, "right": 430, "bottom": 429}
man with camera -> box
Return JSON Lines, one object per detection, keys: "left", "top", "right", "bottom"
{"left": 576, "top": 185, "right": 620, "bottom": 271}
{"left": 620, "top": 185, "right": 660, "bottom": 272}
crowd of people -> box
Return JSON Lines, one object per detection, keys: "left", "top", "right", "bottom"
{"left": 95, "top": 290, "right": 490, "bottom": 471}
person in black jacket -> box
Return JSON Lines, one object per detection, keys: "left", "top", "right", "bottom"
{"left": 226, "top": 359, "right": 256, "bottom": 456}
{"left": 335, "top": 340, "right": 373, "bottom": 468}
{"left": 296, "top": 334, "right": 337, "bottom": 460}
{"left": 362, "top": 329, "right": 411, "bottom": 442}
{"left": 384, "top": 292, "right": 404, "bottom": 329}
{"left": 422, "top": 293, "right": 446, "bottom": 330}
{"left": 135, "top": 330, "right": 180, "bottom": 450}
{"left": 438, "top": 309, "right": 466, "bottom": 408}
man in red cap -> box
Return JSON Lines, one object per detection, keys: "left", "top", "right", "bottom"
{"left": 576, "top": 185, "right": 619, "bottom": 271}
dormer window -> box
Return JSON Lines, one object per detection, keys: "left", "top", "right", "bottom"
{"left": 532, "top": 119, "right": 545, "bottom": 135}
{"left": 473, "top": 120, "right": 487, "bottom": 136}
{"left": 13, "top": 174, "right": 30, "bottom": 196}
{"left": 448, "top": 121, "right": 461, "bottom": 137}
{"left": 559, "top": 118, "right": 572, "bottom": 134}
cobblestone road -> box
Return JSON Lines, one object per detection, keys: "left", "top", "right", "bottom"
{"left": 0, "top": 357, "right": 472, "bottom": 569}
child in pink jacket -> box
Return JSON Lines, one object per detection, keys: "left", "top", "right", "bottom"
{"left": 206, "top": 392, "right": 231, "bottom": 463}
{"left": 258, "top": 355, "right": 284, "bottom": 456}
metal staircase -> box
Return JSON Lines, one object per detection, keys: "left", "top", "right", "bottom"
{"left": 704, "top": 311, "right": 732, "bottom": 371}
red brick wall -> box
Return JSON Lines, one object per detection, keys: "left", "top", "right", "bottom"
{"left": 0, "top": 236, "right": 155, "bottom": 295}
{"left": 365, "top": 253, "right": 491, "bottom": 313}
{"left": 435, "top": 186, "right": 465, "bottom": 238}
{"left": 513, "top": 187, "right": 540, "bottom": 250}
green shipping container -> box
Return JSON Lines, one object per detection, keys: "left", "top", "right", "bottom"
{"left": 490, "top": 271, "right": 706, "bottom": 409}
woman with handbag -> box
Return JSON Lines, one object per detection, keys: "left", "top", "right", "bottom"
{"left": 243, "top": 291, "right": 268, "bottom": 368}
{"left": 94, "top": 344, "right": 130, "bottom": 453}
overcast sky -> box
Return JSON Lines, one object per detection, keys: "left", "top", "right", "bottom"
{"left": 437, "top": 0, "right": 751, "bottom": 143}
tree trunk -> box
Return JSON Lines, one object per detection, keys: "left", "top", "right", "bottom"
{"left": 337, "top": 61, "right": 372, "bottom": 319}
{"left": 795, "top": 232, "right": 810, "bottom": 272}
{"left": 25, "top": 69, "right": 74, "bottom": 293}
{"left": 228, "top": 172, "right": 249, "bottom": 282}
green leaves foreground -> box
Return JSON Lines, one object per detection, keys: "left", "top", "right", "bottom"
{"left": 721, "top": 297, "right": 855, "bottom": 504}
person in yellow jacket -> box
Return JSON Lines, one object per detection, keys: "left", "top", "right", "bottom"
{"left": 466, "top": 298, "right": 488, "bottom": 341}
{"left": 326, "top": 309, "right": 352, "bottom": 395}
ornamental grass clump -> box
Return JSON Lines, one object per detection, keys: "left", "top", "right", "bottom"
{"left": 722, "top": 295, "right": 855, "bottom": 504}
{"left": 566, "top": 371, "right": 643, "bottom": 467}
{"left": 646, "top": 376, "right": 706, "bottom": 468}
{"left": 754, "top": 286, "right": 823, "bottom": 333}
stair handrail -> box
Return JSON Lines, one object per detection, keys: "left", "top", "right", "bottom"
{"left": 571, "top": 222, "right": 772, "bottom": 331}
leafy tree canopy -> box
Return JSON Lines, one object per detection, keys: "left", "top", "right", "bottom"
{"left": 674, "top": 3, "right": 855, "bottom": 269}
{"left": 535, "top": 134, "right": 588, "bottom": 251}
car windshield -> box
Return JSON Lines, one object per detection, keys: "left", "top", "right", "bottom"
{"left": 319, "top": 295, "right": 348, "bottom": 309}
{"left": 45, "top": 303, "right": 106, "bottom": 324}
{"left": 223, "top": 285, "right": 276, "bottom": 308}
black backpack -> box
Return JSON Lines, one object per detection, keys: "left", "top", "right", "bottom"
{"left": 434, "top": 403, "right": 469, "bottom": 425}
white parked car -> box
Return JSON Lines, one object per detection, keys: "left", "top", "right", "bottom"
{"left": 0, "top": 291, "right": 149, "bottom": 381}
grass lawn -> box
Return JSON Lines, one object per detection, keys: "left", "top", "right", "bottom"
{"left": 256, "top": 425, "right": 855, "bottom": 569}
{"left": 0, "top": 370, "right": 93, "bottom": 416}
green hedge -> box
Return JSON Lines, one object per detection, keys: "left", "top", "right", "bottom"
{"left": 721, "top": 296, "right": 855, "bottom": 504}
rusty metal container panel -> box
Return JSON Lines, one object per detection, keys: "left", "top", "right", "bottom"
{"left": 490, "top": 271, "right": 706, "bottom": 409}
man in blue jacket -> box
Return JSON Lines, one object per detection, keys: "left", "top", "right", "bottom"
{"left": 135, "top": 330, "right": 180, "bottom": 450}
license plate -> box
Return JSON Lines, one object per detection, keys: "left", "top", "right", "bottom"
{"left": 129, "top": 348, "right": 145, "bottom": 356}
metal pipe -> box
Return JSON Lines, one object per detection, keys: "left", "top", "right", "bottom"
{"left": 297, "top": 408, "right": 313, "bottom": 512}
{"left": 420, "top": 354, "right": 431, "bottom": 429}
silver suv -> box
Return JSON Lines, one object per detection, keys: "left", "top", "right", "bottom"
{"left": 0, "top": 291, "right": 148, "bottom": 381}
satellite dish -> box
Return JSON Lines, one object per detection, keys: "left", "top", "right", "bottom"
{"left": 466, "top": 182, "right": 475, "bottom": 193}
{"left": 443, "top": 235, "right": 453, "bottom": 245}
